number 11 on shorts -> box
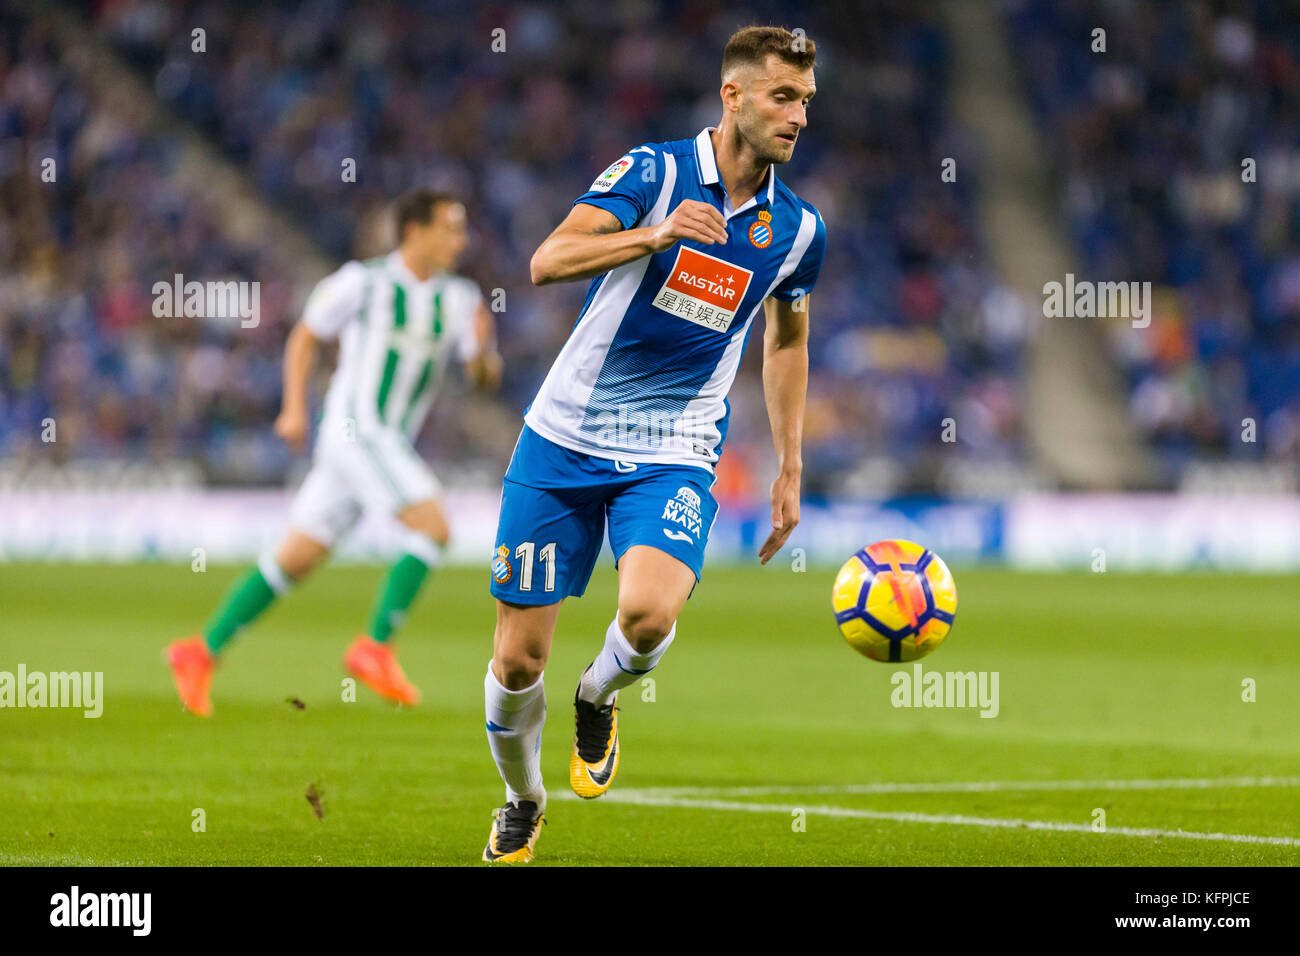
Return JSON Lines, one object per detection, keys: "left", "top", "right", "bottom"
{"left": 515, "top": 541, "right": 557, "bottom": 592}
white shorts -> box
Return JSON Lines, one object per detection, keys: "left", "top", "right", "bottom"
{"left": 288, "top": 426, "right": 441, "bottom": 548}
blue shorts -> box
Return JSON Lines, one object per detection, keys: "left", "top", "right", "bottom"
{"left": 489, "top": 426, "right": 719, "bottom": 606}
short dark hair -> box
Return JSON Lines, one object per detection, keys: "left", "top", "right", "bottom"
{"left": 721, "top": 25, "right": 816, "bottom": 82}
{"left": 396, "top": 189, "right": 458, "bottom": 239}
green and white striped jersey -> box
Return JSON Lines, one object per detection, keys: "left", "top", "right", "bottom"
{"left": 303, "top": 251, "right": 483, "bottom": 443}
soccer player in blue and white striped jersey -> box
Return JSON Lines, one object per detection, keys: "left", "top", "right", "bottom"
{"left": 481, "top": 26, "right": 826, "bottom": 862}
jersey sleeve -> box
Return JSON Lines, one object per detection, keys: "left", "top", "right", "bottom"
{"left": 302, "top": 260, "right": 368, "bottom": 340}
{"left": 572, "top": 145, "right": 664, "bottom": 230}
{"left": 453, "top": 280, "right": 485, "bottom": 363}
{"left": 771, "top": 208, "right": 827, "bottom": 302}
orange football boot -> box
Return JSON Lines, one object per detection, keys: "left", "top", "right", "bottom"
{"left": 344, "top": 636, "right": 420, "bottom": 706}
{"left": 166, "top": 636, "right": 215, "bottom": 716}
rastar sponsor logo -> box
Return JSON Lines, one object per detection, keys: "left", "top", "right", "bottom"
{"left": 651, "top": 246, "right": 753, "bottom": 332}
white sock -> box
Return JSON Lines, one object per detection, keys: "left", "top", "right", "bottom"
{"left": 579, "top": 617, "right": 676, "bottom": 707}
{"left": 398, "top": 526, "right": 442, "bottom": 567}
{"left": 484, "top": 663, "right": 547, "bottom": 809}
{"left": 257, "top": 552, "right": 293, "bottom": 594}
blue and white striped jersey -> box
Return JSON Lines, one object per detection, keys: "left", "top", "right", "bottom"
{"left": 523, "top": 126, "right": 827, "bottom": 471}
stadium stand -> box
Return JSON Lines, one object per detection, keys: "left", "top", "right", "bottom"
{"left": 1003, "top": 0, "right": 1300, "bottom": 482}
{"left": 6, "top": 0, "right": 1030, "bottom": 495}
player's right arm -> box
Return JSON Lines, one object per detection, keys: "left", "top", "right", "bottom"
{"left": 530, "top": 145, "right": 728, "bottom": 286}
{"left": 272, "top": 321, "right": 320, "bottom": 454}
{"left": 274, "top": 260, "right": 365, "bottom": 453}
{"left": 529, "top": 201, "right": 728, "bottom": 286}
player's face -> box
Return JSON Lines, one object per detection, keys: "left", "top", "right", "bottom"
{"left": 410, "top": 202, "right": 469, "bottom": 271}
{"left": 737, "top": 55, "right": 815, "bottom": 165}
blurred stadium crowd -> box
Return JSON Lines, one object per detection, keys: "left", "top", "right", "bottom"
{"left": 0, "top": 0, "right": 1023, "bottom": 495}
{"left": 2, "top": 0, "right": 1293, "bottom": 495}
{"left": 1006, "top": 0, "right": 1300, "bottom": 473}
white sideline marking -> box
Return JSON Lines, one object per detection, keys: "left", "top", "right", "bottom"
{"left": 605, "top": 775, "right": 1300, "bottom": 798}
{"left": 557, "top": 791, "right": 1300, "bottom": 847}
{"left": 552, "top": 776, "right": 1300, "bottom": 847}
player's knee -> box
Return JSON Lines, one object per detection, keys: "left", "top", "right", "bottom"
{"left": 493, "top": 645, "right": 546, "bottom": 689}
{"left": 412, "top": 524, "right": 449, "bottom": 549}
{"left": 618, "top": 603, "right": 675, "bottom": 653}
{"left": 276, "top": 538, "right": 328, "bottom": 581}
{"left": 420, "top": 523, "right": 450, "bottom": 548}
{"left": 398, "top": 501, "right": 450, "bottom": 547}
{"left": 493, "top": 615, "right": 548, "bottom": 688}
{"left": 280, "top": 557, "right": 316, "bottom": 582}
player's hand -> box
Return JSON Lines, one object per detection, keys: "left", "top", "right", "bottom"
{"left": 273, "top": 407, "right": 309, "bottom": 454}
{"left": 649, "top": 199, "right": 728, "bottom": 252}
{"left": 758, "top": 469, "right": 801, "bottom": 565}
{"left": 472, "top": 350, "right": 504, "bottom": 390}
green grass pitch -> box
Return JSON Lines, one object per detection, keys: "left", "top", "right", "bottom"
{"left": 1, "top": 562, "right": 1297, "bottom": 866}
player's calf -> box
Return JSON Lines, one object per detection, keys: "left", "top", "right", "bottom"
{"left": 569, "top": 616, "right": 676, "bottom": 798}
{"left": 569, "top": 546, "right": 692, "bottom": 796}
{"left": 479, "top": 599, "right": 557, "bottom": 861}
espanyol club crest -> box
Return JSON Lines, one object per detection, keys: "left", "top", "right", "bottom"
{"left": 492, "top": 545, "right": 513, "bottom": 584}
{"left": 748, "top": 209, "right": 773, "bottom": 248}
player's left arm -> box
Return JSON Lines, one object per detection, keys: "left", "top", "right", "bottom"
{"left": 463, "top": 300, "right": 503, "bottom": 390}
{"left": 758, "top": 293, "right": 810, "bottom": 565}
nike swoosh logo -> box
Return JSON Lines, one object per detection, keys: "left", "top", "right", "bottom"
{"left": 485, "top": 720, "right": 514, "bottom": 733}
{"left": 587, "top": 736, "right": 618, "bottom": 786}
{"left": 613, "top": 652, "right": 652, "bottom": 676}
{"left": 663, "top": 528, "right": 693, "bottom": 543}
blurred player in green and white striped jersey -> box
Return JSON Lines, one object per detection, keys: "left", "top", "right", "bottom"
{"left": 167, "top": 190, "right": 502, "bottom": 715}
